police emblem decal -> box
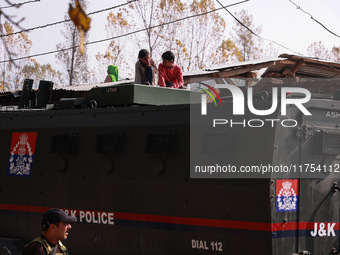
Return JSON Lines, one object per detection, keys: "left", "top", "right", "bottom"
{"left": 8, "top": 132, "right": 37, "bottom": 176}
{"left": 276, "top": 179, "right": 298, "bottom": 212}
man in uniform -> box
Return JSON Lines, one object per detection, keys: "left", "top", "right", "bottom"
{"left": 22, "top": 208, "right": 77, "bottom": 255}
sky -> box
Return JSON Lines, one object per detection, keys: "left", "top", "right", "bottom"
{"left": 1, "top": 0, "right": 340, "bottom": 81}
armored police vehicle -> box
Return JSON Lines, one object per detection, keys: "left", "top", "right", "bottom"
{"left": 0, "top": 55, "right": 339, "bottom": 255}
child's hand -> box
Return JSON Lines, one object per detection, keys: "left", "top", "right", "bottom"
{"left": 146, "top": 58, "right": 151, "bottom": 67}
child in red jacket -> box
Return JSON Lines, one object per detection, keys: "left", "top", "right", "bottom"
{"left": 158, "top": 51, "right": 183, "bottom": 89}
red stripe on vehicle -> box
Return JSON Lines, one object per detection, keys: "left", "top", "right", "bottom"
{"left": 0, "top": 203, "right": 338, "bottom": 232}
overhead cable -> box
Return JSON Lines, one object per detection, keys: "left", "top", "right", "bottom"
{"left": 215, "top": 0, "right": 304, "bottom": 56}
{"left": 0, "top": 0, "right": 40, "bottom": 9}
{"left": 0, "top": 0, "right": 138, "bottom": 38}
{"left": 0, "top": 0, "right": 249, "bottom": 64}
{"left": 288, "top": 0, "right": 340, "bottom": 39}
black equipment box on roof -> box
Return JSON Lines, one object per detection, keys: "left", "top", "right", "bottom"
{"left": 88, "top": 84, "right": 201, "bottom": 106}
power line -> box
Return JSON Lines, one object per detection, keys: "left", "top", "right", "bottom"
{"left": 288, "top": 0, "right": 340, "bottom": 39}
{"left": 215, "top": 0, "right": 304, "bottom": 56}
{"left": 0, "top": 0, "right": 40, "bottom": 9}
{"left": 0, "top": 0, "right": 138, "bottom": 38}
{"left": 0, "top": 0, "right": 249, "bottom": 64}
{"left": 87, "top": 1, "right": 248, "bottom": 46}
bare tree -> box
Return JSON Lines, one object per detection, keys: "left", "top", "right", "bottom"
{"left": 307, "top": 41, "right": 332, "bottom": 60}
{"left": 331, "top": 46, "right": 340, "bottom": 62}
{"left": 180, "top": 0, "right": 229, "bottom": 71}
{"left": 129, "top": 0, "right": 185, "bottom": 57}
{"left": 0, "top": 21, "right": 33, "bottom": 90}
{"left": 128, "top": 0, "right": 230, "bottom": 71}
{"left": 95, "top": 11, "right": 132, "bottom": 80}
{"left": 211, "top": 39, "right": 243, "bottom": 66}
{"left": 22, "top": 61, "right": 64, "bottom": 87}
{"left": 94, "top": 0, "right": 245, "bottom": 79}
{"left": 307, "top": 41, "right": 340, "bottom": 62}
{"left": 0, "top": 0, "right": 26, "bottom": 65}
{"left": 232, "top": 9, "right": 263, "bottom": 61}
{"left": 55, "top": 0, "right": 90, "bottom": 86}
{"left": 0, "top": 21, "right": 64, "bottom": 90}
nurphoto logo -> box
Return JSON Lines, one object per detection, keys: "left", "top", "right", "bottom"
{"left": 199, "top": 84, "right": 312, "bottom": 128}
{"left": 200, "top": 84, "right": 311, "bottom": 116}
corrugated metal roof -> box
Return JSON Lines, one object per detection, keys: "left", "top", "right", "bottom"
{"left": 261, "top": 54, "right": 340, "bottom": 78}
{"left": 203, "top": 57, "right": 284, "bottom": 72}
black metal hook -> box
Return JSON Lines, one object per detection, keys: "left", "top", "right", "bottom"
{"left": 331, "top": 183, "right": 340, "bottom": 254}
{"left": 332, "top": 248, "right": 340, "bottom": 254}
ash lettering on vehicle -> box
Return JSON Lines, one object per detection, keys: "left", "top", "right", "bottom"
{"left": 325, "top": 111, "right": 340, "bottom": 118}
